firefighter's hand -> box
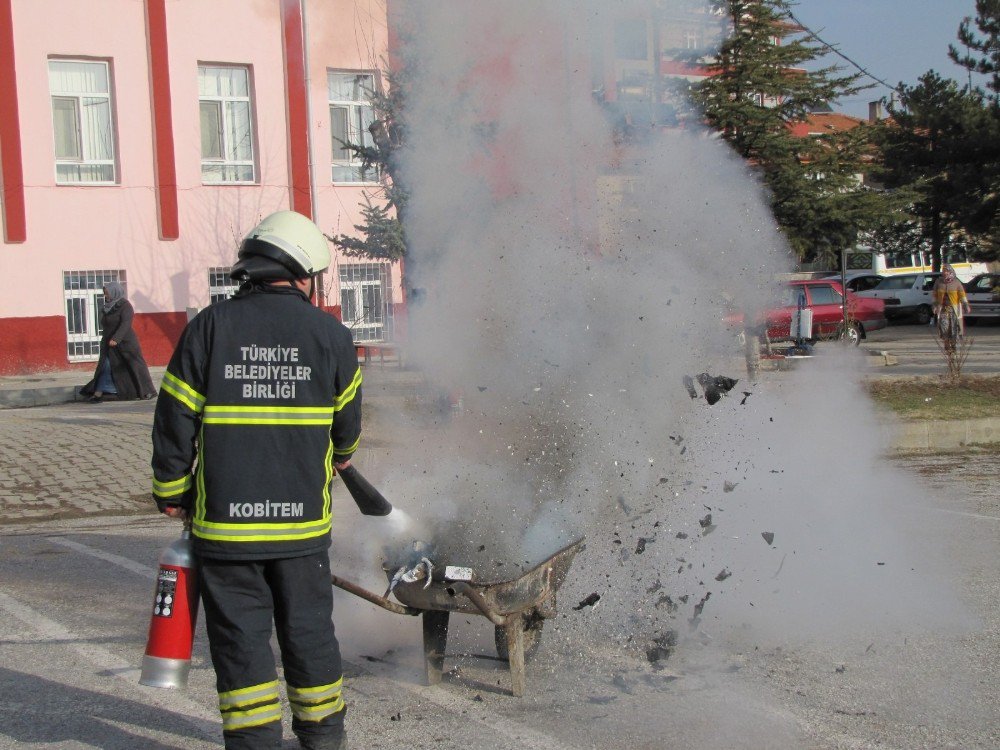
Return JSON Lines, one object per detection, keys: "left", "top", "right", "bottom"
{"left": 334, "top": 460, "right": 351, "bottom": 471}
{"left": 109, "top": 339, "right": 118, "bottom": 347}
{"left": 162, "top": 506, "right": 188, "bottom": 520}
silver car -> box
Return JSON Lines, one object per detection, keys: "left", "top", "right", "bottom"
{"left": 855, "top": 272, "right": 940, "bottom": 324}
{"left": 965, "top": 273, "right": 1000, "bottom": 322}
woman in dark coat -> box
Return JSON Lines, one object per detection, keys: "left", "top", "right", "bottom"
{"left": 80, "top": 283, "right": 157, "bottom": 402}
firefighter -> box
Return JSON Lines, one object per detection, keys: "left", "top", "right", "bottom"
{"left": 151, "top": 210, "right": 362, "bottom": 750}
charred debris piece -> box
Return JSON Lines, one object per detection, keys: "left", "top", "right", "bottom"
{"left": 761, "top": 531, "right": 775, "bottom": 546}
{"left": 646, "top": 630, "right": 678, "bottom": 666}
{"left": 691, "top": 372, "right": 740, "bottom": 405}
{"left": 573, "top": 592, "right": 601, "bottom": 611}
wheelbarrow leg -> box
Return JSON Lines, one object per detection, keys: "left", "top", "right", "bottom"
{"left": 422, "top": 610, "right": 449, "bottom": 686}
{"left": 503, "top": 612, "right": 526, "bottom": 697}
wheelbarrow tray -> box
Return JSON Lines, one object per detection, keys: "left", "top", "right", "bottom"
{"left": 384, "top": 537, "right": 585, "bottom": 618}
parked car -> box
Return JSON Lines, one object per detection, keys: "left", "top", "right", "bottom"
{"left": 964, "top": 273, "right": 1000, "bottom": 322}
{"left": 854, "top": 272, "right": 940, "bottom": 324}
{"left": 821, "top": 272, "right": 884, "bottom": 293}
{"left": 726, "top": 279, "right": 887, "bottom": 346}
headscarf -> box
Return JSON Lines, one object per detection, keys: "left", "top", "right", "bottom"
{"left": 102, "top": 282, "right": 127, "bottom": 313}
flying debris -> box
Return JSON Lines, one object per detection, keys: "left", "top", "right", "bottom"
{"left": 723, "top": 481, "right": 738, "bottom": 493}
{"left": 573, "top": 592, "right": 601, "bottom": 610}
{"left": 694, "top": 372, "right": 739, "bottom": 405}
{"left": 761, "top": 531, "right": 775, "bottom": 546}
{"left": 740, "top": 391, "right": 752, "bottom": 405}
{"left": 645, "top": 630, "right": 677, "bottom": 665}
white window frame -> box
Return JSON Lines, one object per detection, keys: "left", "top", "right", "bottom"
{"left": 198, "top": 64, "right": 257, "bottom": 184}
{"left": 328, "top": 71, "right": 379, "bottom": 185}
{"left": 209, "top": 267, "right": 239, "bottom": 304}
{"left": 338, "top": 263, "right": 392, "bottom": 343}
{"left": 63, "top": 269, "right": 126, "bottom": 361}
{"left": 48, "top": 59, "right": 117, "bottom": 185}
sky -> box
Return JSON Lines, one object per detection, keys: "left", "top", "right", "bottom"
{"left": 790, "top": 0, "right": 984, "bottom": 119}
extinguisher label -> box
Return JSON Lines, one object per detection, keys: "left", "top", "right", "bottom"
{"left": 153, "top": 569, "right": 180, "bottom": 618}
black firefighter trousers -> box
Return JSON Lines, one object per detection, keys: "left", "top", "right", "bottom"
{"left": 199, "top": 552, "right": 346, "bottom": 750}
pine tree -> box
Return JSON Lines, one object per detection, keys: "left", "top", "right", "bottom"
{"left": 875, "top": 72, "right": 996, "bottom": 269}
{"left": 688, "top": 0, "right": 882, "bottom": 263}
{"left": 328, "top": 67, "right": 409, "bottom": 263}
{"left": 949, "top": 0, "right": 1000, "bottom": 103}
{"left": 947, "top": 0, "right": 1000, "bottom": 255}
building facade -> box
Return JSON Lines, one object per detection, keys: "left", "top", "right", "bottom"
{"left": 0, "top": 0, "right": 399, "bottom": 374}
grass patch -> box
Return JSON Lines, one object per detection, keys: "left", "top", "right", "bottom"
{"left": 865, "top": 375, "right": 1000, "bottom": 421}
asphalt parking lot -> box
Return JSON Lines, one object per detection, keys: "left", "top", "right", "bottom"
{"left": 859, "top": 318, "right": 1000, "bottom": 377}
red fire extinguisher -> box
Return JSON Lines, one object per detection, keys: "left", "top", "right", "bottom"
{"left": 139, "top": 524, "right": 199, "bottom": 689}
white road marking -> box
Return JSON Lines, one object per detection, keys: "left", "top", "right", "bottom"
{"left": 48, "top": 536, "right": 158, "bottom": 578}
{"left": 0, "top": 589, "right": 218, "bottom": 739}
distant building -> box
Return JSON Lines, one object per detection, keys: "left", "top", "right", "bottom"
{"left": 0, "top": 0, "right": 398, "bottom": 374}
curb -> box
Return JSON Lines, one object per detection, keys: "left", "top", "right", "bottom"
{"left": 885, "top": 417, "right": 1000, "bottom": 452}
{"left": 0, "top": 385, "right": 83, "bottom": 409}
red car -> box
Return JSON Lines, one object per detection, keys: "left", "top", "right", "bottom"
{"left": 727, "top": 279, "right": 887, "bottom": 346}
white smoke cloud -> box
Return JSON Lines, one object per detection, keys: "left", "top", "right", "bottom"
{"left": 338, "top": 0, "right": 973, "bottom": 664}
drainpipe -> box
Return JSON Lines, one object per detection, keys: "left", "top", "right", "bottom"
{"left": 300, "top": 1, "right": 326, "bottom": 307}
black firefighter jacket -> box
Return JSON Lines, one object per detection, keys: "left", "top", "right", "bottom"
{"left": 151, "top": 283, "right": 362, "bottom": 560}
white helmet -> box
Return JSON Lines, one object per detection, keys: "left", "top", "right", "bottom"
{"left": 232, "top": 210, "right": 330, "bottom": 281}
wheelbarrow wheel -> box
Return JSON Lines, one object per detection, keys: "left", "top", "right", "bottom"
{"left": 494, "top": 615, "right": 544, "bottom": 662}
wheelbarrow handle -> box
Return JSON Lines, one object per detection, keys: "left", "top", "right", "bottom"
{"left": 446, "top": 581, "right": 507, "bottom": 626}
{"left": 331, "top": 574, "right": 420, "bottom": 616}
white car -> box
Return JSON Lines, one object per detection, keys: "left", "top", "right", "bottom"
{"left": 855, "top": 272, "right": 940, "bottom": 324}
{"left": 965, "top": 273, "right": 1000, "bottom": 322}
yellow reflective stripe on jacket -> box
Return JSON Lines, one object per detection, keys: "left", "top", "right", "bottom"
{"left": 152, "top": 474, "right": 192, "bottom": 499}
{"left": 218, "top": 681, "right": 280, "bottom": 711}
{"left": 332, "top": 435, "right": 360, "bottom": 457}
{"left": 160, "top": 371, "right": 206, "bottom": 413}
{"left": 191, "top": 517, "right": 332, "bottom": 543}
{"left": 333, "top": 367, "right": 362, "bottom": 412}
{"left": 202, "top": 404, "right": 335, "bottom": 426}
{"left": 323, "top": 438, "right": 334, "bottom": 519}
{"left": 221, "top": 703, "right": 282, "bottom": 731}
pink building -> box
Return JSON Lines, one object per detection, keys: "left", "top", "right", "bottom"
{"left": 0, "top": 0, "right": 400, "bottom": 374}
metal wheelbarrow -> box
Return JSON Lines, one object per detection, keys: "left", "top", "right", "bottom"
{"left": 331, "top": 537, "right": 585, "bottom": 697}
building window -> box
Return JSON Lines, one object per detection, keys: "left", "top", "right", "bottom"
{"left": 48, "top": 59, "right": 117, "bottom": 184}
{"left": 339, "top": 263, "right": 392, "bottom": 343}
{"left": 209, "top": 267, "right": 239, "bottom": 304}
{"left": 684, "top": 29, "right": 700, "bottom": 49}
{"left": 328, "top": 71, "right": 377, "bottom": 184}
{"left": 63, "top": 269, "right": 126, "bottom": 361}
{"left": 614, "top": 19, "right": 648, "bottom": 61}
{"left": 199, "top": 65, "right": 256, "bottom": 183}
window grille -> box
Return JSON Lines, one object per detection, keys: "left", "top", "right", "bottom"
{"left": 209, "top": 267, "right": 239, "bottom": 304}
{"left": 338, "top": 263, "right": 392, "bottom": 343}
{"left": 63, "top": 269, "right": 126, "bottom": 361}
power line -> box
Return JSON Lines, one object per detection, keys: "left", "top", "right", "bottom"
{"left": 787, "top": 10, "right": 898, "bottom": 94}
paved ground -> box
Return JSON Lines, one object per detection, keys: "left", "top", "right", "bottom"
{"left": 0, "top": 345, "right": 997, "bottom": 749}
